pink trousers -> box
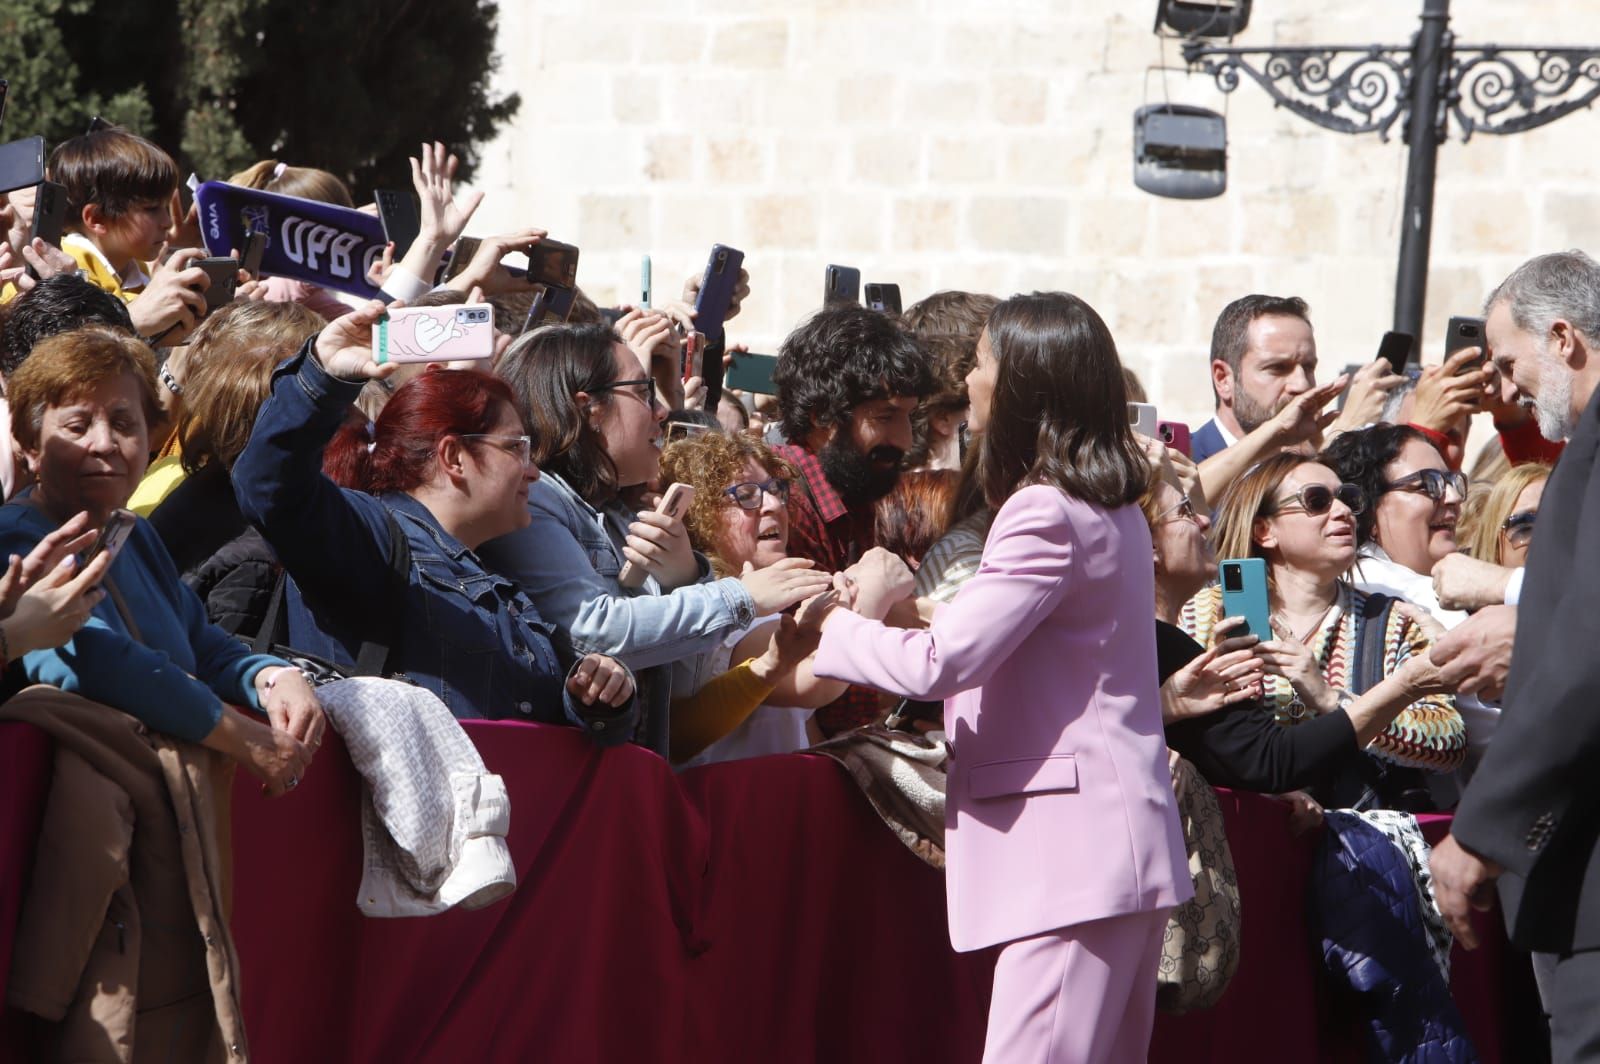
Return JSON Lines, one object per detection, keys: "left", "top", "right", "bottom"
{"left": 982, "top": 908, "right": 1169, "bottom": 1064}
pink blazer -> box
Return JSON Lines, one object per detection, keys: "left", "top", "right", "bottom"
{"left": 815, "top": 484, "right": 1191, "bottom": 951}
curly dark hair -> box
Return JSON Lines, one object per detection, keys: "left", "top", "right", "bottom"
{"left": 1319, "top": 423, "right": 1432, "bottom": 546}
{"left": 773, "top": 303, "right": 934, "bottom": 444}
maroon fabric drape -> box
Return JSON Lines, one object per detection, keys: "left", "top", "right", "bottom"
{"left": 0, "top": 720, "right": 1522, "bottom": 1062}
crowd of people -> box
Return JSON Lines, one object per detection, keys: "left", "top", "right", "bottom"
{"left": 0, "top": 122, "right": 1596, "bottom": 1064}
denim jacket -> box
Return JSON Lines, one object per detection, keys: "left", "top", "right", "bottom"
{"left": 232, "top": 339, "right": 637, "bottom": 743}
{"left": 478, "top": 470, "right": 756, "bottom": 755}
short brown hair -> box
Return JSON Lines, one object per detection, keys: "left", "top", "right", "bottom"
{"left": 229, "top": 160, "right": 356, "bottom": 209}
{"left": 658, "top": 432, "right": 797, "bottom": 576}
{"left": 49, "top": 129, "right": 179, "bottom": 224}
{"left": 1208, "top": 294, "right": 1311, "bottom": 399}
{"left": 902, "top": 290, "right": 1000, "bottom": 348}
{"left": 9, "top": 328, "right": 161, "bottom": 450}
{"left": 177, "top": 303, "right": 325, "bottom": 473}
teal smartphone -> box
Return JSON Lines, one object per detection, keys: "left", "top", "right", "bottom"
{"left": 1218, "top": 558, "right": 1271, "bottom": 642}
{"left": 724, "top": 351, "right": 778, "bottom": 395}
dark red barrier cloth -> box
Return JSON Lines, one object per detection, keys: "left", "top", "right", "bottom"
{"left": 0, "top": 720, "right": 1526, "bottom": 1062}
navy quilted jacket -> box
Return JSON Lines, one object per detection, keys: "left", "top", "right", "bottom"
{"left": 1309, "top": 814, "right": 1478, "bottom": 1063}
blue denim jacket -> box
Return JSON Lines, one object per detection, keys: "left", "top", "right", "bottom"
{"left": 478, "top": 470, "right": 756, "bottom": 755}
{"left": 233, "top": 339, "right": 637, "bottom": 743}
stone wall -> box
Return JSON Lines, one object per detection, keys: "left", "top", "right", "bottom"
{"left": 469, "top": 0, "right": 1600, "bottom": 429}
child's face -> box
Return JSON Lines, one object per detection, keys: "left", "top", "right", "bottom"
{"left": 100, "top": 199, "right": 173, "bottom": 266}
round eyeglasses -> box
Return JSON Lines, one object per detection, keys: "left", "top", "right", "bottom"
{"left": 723, "top": 478, "right": 791, "bottom": 510}
{"left": 1268, "top": 483, "right": 1367, "bottom": 517}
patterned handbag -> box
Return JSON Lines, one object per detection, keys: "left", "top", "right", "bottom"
{"left": 1156, "top": 753, "right": 1243, "bottom": 1013}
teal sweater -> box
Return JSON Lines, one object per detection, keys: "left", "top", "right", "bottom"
{"left": 0, "top": 500, "right": 284, "bottom": 741}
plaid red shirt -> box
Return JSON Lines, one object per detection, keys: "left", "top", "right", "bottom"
{"left": 773, "top": 443, "right": 886, "bottom": 735}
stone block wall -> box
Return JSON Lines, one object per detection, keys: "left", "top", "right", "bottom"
{"left": 470, "top": 0, "right": 1600, "bottom": 429}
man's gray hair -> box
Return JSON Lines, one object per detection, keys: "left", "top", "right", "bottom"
{"left": 1484, "top": 249, "right": 1600, "bottom": 342}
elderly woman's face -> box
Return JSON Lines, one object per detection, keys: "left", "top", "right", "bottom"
{"left": 25, "top": 371, "right": 150, "bottom": 524}
{"left": 714, "top": 457, "right": 789, "bottom": 572}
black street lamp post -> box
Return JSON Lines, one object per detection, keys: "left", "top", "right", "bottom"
{"left": 1168, "top": 0, "right": 1600, "bottom": 356}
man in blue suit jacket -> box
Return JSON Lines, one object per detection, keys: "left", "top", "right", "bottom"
{"left": 1194, "top": 294, "right": 1320, "bottom": 462}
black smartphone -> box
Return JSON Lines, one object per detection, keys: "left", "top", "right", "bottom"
{"left": 864, "top": 283, "right": 902, "bottom": 315}
{"left": 0, "top": 80, "right": 9, "bottom": 134}
{"left": 443, "top": 236, "right": 481, "bottom": 282}
{"left": 375, "top": 188, "right": 421, "bottom": 259}
{"left": 1445, "top": 316, "right": 1488, "bottom": 372}
{"left": 0, "top": 136, "right": 46, "bottom": 196}
{"left": 1376, "top": 330, "right": 1413, "bottom": 374}
{"left": 83, "top": 509, "right": 137, "bottom": 571}
{"left": 194, "top": 257, "right": 239, "bottom": 312}
{"left": 86, "top": 116, "right": 113, "bottom": 134}
{"left": 724, "top": 351, "right": 779, "bottom": 395}
{"left": 26, "top": 181, "right": 67, "bottom": 280}
{"left": 522, "top": 284, "right": 577, "bottom": 331}
{"left": 240, "top": 230, "right": 267, "bottom": 278}
{"left": 824, "top": 264, "right": 860, "bottom": 307}
{"left": 526, "top": 239, "right": 580, "bottom": 288}
{"left": 691, "top": 243, "right": 745, "bottom": 343}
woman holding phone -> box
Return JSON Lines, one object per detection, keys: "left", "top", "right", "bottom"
{"left": 1183, "top": 453, "right": 1467, "bottom": 809}
{"left": 810, "top": 292, "right": 1189, "bottom": 1062}
{"left": 484, "top": 324, "right": 833, "bottom": 756}
{"left": 0, "top": 327, "right": 317, "bottom": 793}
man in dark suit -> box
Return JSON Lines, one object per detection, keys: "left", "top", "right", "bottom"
{"left": 1431, "top": 249, "right": 1600, "bottom": 1062}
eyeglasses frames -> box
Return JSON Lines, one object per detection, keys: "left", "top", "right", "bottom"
{"left": 460, "top": 433, "right": 534, "bottom": 467}
{"left": 1501, "top": 509, "right": 1537, "bottom": 546}
{"left": 1156, "top": 494, "right": 1198, "bottom": 525}
{"left": 1268, "top": 482, "right": 1367, "bottom": 517}
{"left": 592, "top": 377, "right": 658, "bottom": 407}
{"left": 723, "top": 478, "right": 791, "bottom": 510}
{"left": 1383, "top": 468, "right": 1468, "bottom": 503}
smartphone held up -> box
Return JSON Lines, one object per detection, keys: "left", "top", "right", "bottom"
{"left": 374, "top": 304, "right": 495, "bottom": 364}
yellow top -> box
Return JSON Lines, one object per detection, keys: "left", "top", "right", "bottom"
{"left": 128, "top": 455, "right": 186, "bottom": 517}
{"left": 669, "top": 660, "right": 777, "bottom": 764}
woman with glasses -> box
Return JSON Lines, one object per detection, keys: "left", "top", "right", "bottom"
{"left": 1146, "top": 459, "right": 1451, "bottom": 799}
{"left": 484, "top": 324, "right": 832, "bottom": 757}
{"left": 233, "top": 301, "right": 639, "bottom": 731}
{"left": 1181, "top": 451, "right": 1466, "bottom": 809}
{"left": 1461, "top": 461, "right": 1551, "bottom": 568}
{"left": 655, "top": 432, "right": 864, "bottom": 763}
{"left": 1323, "top": 424, "right": 1499, "bottom": 767}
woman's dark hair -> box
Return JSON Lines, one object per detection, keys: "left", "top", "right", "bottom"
{"left": 1319, "top": 423, "right": 1431, "bottom": 545}
{"left": 49, "top": 129, "right": 179, "bottom": 224}
{"left": 975, "top": 292, "right": 1148, "bottom": 511}
{"left": 496, "top": 323, "right": 621, "bottom": 503}
{"left": 324, "top": 369, "right": 515, "bottom": 494}
{"left": 773, "top": 303, "right": 934, "bottom": 444}
{"left": 0, "top": 275, "right": 133, "bottom": 378}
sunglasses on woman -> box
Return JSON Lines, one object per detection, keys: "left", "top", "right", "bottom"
{"left": 723, "top": 478, "right": 791, "bottom": 510}
{"left": 1501, "top": 509, "right": 1537, "bottom": 547}
{"left": 1383, "top": 468, "right": 1468, "bottom": 503}
{"left": 1267, "top": 483, "right": 1367, "bottom": 517}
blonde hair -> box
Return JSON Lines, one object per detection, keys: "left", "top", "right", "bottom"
{"left": 1462, "top": 461, "right": 1551, "bottom": 564}
{"left": 228, "top": 160, "right": 355, "bottom": 209}
{"left": 1208, "top": 451, "right": 1321, "bottom": 564}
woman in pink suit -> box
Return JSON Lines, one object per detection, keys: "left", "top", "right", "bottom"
{"left": 814, "top": 292, "right": 1190, "bottom": 1063}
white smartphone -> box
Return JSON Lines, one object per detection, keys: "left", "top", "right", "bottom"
{"left": 1128, "top": 402, "right": 1158, "bottom": 439}
{"left": 617, "top": 483, "right": 696, "bottom": 590}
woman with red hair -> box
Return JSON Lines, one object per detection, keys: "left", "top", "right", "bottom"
{"left": 232, "top": 300, "right": 637, "bottom": 733}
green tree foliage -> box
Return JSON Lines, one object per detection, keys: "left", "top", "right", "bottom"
{"left": 0, "top": 0, "right": 519, "bottom": 194}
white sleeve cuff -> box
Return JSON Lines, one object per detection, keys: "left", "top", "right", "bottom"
{"left": 1504, "top": 566, "right": 1524, "bottom": 607}
{"left": 380, "top": 265, "right": 435, "bottom": 303}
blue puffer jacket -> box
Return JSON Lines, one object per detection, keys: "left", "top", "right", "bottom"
{"left": 1309, "top": 813, "right": 1478, "bottom": 1064}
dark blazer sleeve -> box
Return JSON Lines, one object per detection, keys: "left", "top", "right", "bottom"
{"left": 1452, "top": 402, "right": 1600, "bottom": 878}
{"left": 1158, "top": 621, "right": 1357, "bottom": 794}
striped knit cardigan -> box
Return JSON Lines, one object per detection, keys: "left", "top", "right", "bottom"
{"left": 1180, "top": 581, "right": 1467, "bottom": 772}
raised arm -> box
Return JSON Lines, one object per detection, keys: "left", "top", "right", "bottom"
{"left": 813, "top": 485, "right": 1076, "bottom": 701}
{"left": 232, "top": 306, "right": 399, "bottom": 606}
